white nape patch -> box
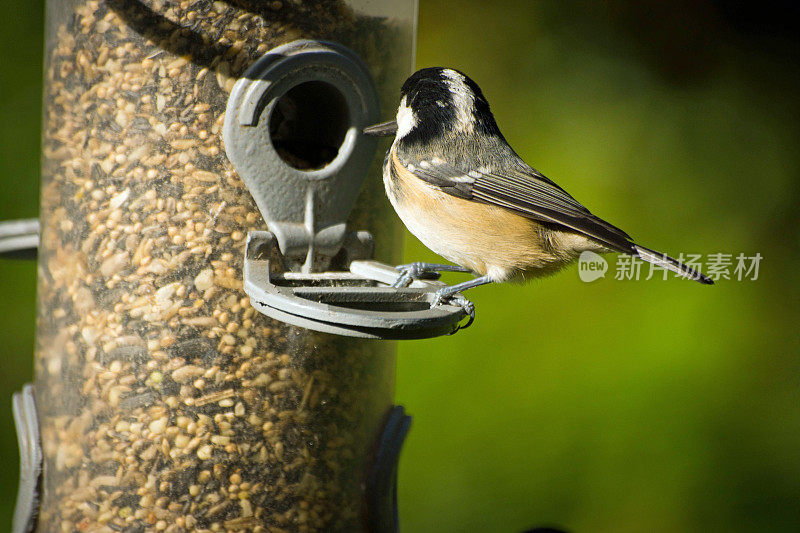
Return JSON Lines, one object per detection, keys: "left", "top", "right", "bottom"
{"left": 468, "top": 170, "right": 482, "bottom": 178}
{"left": 441, "top": 69, "right": 476, "bottom": 133}
{"left": 419, "top": 161, "right": 430, "bottom": 168}
{"left": 477, "top": 166, "right": 491, "bottom": 173}
{"left": 451, "top": 175, "right": 475, "bottom": 183}
{"left": 436, "top": 100, "right": 446, "bottom": 107}
{"left": 395, "top": 95, "right": 417, "bottom": 139}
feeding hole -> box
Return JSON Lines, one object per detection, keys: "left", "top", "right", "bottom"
{"left": 269, "top": 81, "right": 350, "bottom": 170}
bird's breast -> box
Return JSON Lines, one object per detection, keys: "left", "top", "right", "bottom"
{"left": 383, "top": 150, "right": 595, "bottom": 282}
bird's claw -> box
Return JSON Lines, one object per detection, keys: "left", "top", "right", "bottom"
{"left": 391, "top": 262, "right": 441, "bottom": 288}
{"left": 430, "top": 290, "right": 475, "bottom": 333}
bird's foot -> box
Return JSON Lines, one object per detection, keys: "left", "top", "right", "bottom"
{"left": 430, "top": 289, "right": 475, "bottom": 332}
{"left": 391, "top": 262, "right": 472, "bottom": 288}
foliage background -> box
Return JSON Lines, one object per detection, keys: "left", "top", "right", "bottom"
{"left": 1, "top": 1, "right": 799, "bottom": 531}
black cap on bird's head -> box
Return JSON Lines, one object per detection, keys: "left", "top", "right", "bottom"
{"left": 363, "top": 67, "right": 502, "bottom": 145}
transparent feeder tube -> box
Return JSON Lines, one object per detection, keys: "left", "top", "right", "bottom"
{"left": 34, "top": 0, "right": 416, "bottom": 531}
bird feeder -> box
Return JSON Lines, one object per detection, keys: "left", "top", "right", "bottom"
{"left": 22, "top": 0, "right": 421, "bottom": 531}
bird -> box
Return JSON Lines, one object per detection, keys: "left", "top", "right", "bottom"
{"left": 364, "top": 67, "right": 712, "bottom": 316}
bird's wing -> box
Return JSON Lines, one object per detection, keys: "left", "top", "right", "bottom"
{"left": 406, "top": 159, "right": 636, "bottom": 254}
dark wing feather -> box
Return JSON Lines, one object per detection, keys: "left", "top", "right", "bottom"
{"left": 409, "top": 160, "right": 636, "bottom": 254}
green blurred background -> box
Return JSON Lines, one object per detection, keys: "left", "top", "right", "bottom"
{"left": 2, "top": 1, "right": 800, "bottom": 531}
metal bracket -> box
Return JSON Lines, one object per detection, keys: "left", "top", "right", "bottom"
{"left": 0, "top": 219, "right": 39, "bottom": 259}
{"left": 12, "top": 383, "right": 41, "bottom": 533}
{"left": 364, "top": 405, "right": 412, "bottom": 533}
{"left": 223, "top": 39, "right": 380, "bottom": 272}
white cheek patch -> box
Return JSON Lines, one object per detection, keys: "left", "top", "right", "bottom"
{"left": 395, "top": 95, "right": 417, "bottom": 139}
{"left": 441, "top": 69, "right": 476, "bottom": 133}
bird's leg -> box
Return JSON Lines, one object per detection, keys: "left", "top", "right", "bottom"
{"left": 428, "top": 275, "right": 493, "bottom": 331}
{"left": 391, "top": 262, "right": 472, "bottom": 288}
{"left": 430, "top": 275, "right": 493, "bottom": 307}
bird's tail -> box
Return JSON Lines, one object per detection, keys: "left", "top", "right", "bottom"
{"left": 633, "top": 244, "right": 714, "bottom": 285}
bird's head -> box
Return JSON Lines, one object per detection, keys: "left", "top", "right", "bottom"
{"left": 364, "top": 67, "right": 502, "bottom": 147}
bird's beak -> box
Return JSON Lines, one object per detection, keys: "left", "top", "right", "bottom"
{"left": 363, "top": 120, "right": 398, "bottom": 137}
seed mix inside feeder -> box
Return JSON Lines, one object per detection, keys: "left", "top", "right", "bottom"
{"left": 35, "top": 1, "right": 417, "bottom": 530}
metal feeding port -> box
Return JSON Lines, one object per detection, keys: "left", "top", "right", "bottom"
{"left": 223, "top": 40, "right": 470, "bottom": 339}
{"left": 244, "top": 231, "right": 469, "bottom": 339}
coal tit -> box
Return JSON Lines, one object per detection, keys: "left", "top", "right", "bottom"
{"left": 365, "top": 67, "right": 712, "bottom": 310}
